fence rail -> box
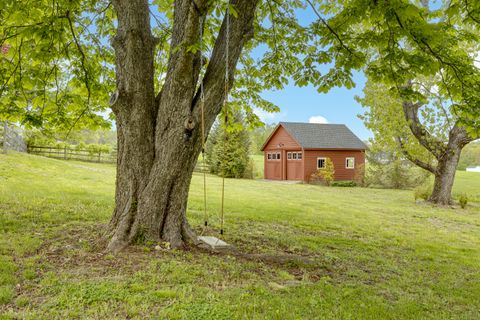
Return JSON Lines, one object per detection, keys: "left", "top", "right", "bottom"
{"left": 27, "top": 145, "right": 117, "bottom": 164}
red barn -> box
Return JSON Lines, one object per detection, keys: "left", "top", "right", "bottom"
{"left": 261, "top": 122, "right": 367, "bottom": 182}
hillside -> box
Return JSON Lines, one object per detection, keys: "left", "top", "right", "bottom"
{"left": 1, "top": 152, "right": 480, "bottom": 319}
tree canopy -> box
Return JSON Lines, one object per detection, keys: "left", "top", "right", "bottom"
{"left": 2, "top": 0, "right": 478, "bottom": 135}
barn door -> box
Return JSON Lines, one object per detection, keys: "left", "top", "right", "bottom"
{"left": 286, "top": 151, "right": 302, "bottom": 180}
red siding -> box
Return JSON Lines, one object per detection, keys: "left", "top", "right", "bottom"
{"left": 263, "top": 125, "right": 365, "bottom": 181}
{"left": 263, "top": 126, "right": 300, "bottom": 151}
{"left": 303, "top": 150, "right": 365, "bottom": 181}
{"left": 264, "top": 126, "right": 301, "bottom": 180}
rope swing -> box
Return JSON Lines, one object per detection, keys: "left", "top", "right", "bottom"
{"left": 220, "top": 3, "right": 230, "bottom": 236}
{"left": 199, "top": 17, "right": 208, "bottom": 230}
{"left": 199, "top": 2, "right": 230, "bottom": 237}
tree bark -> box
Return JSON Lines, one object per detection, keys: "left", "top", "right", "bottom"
{"left": 429, "top": 149, "right": 460, "bottom": 205}
{"left": 107, "top": 0, "right": 258, "bottom": 252}
{"left": 429, "top": 126, "right": 472, "bottom": 205}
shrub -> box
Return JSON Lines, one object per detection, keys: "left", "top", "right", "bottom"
{"left": 331, "top": 181, "right": 357, "bottom": 187}
{"left": 315, "top": 158, "right": 335, "bottom": 186}
{"left": 354, "top": 163, "right": 366, "bottom": 187}
{"left": 459, "top": 194, "right": 468, "bottom": 209}
{"left": 365, "top": 146, "right": 431, "bottom": 189}
{"left": 414, "top": 183, "right": 432, "bottom": 201}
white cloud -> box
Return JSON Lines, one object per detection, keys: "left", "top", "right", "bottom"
{"left": 253, "top": 108, "right": 286, "bottom": 124}
{"left": 308, "top": 115, "right": 329, "bottom": 124}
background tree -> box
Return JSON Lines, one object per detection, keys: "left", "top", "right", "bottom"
{"left": 249, "top": 123, "right": 276, "bottom": 154}
{"left": 313, "top": 0, "right": 480, "bottom": 204}
{"left": 205, "top": 111, "right": 251, "bottom": 179}
{"left": 365, "top": 140, "right": 430, "bottom": 189}
{"left": 358, "top": 80, "right": 475, "bottom": 204}
{"left": 458, "top": 142, "right": 480, "bottom": 170}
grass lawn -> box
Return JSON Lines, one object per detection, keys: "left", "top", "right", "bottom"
{"left": 1, "top": 152, "right": 480, "bottom": 319}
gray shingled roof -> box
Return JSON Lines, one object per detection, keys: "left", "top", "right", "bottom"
{"left": 279, "top": 122, "right": 367, "bottom": 150}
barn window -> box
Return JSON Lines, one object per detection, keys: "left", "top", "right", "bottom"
{"left": 292, "top": 153, "right": 297, "bottom": 160}
{"left": 346, "top": 157, "right": 355, "bottom": 169}
{"left": 317, "top": 157, "right": 326, "bottom": 169}
{"left": 277, "top": 153, "right": 281, "bottom": 160}
{"left": 287, "top": 152, "right": 292, "bottom": 160}
{"left": 297, "top": 152, "right": 302, "bottom": 160}
{"left": 267, "top": 153, "right": 272, "bottom": 160}
{"left": 272, "top": 153, "right": 277, "bottom": 160}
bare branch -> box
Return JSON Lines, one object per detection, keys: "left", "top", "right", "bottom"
{"left": 396, "top": 136, "right": 437, "bottom": 174}
{"left": 402, "top": 101, "right": 446, "bottom": 158}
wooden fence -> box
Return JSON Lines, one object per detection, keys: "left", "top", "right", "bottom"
{"left": 27, "top": 145, "right": 117, "bottom": 164}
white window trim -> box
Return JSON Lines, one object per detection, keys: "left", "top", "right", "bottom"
{"left": 317, "top": 157, "right": 326, "bottom": 169}
{"left": 267, "top": 152, "right": 281, "bottom": 161}
{"left": 346, "top": 157, "right": 355, "bottom": 169}
{"left": 287, "top": 152, "right": 302, "bottom": 160}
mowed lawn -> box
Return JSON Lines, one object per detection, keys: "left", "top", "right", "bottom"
{"left": 1, "top": 152, "right": 480, "bottom": 319}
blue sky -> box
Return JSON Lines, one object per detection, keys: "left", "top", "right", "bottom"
{"left": 258, "top": 71, "right": 371, "bottom": 140}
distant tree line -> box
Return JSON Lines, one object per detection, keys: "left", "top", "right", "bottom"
{"left": 458, "top": 142, "right": 480, "bottom": 170}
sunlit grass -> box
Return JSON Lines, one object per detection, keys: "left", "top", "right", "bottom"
{"left": 0, "top": 152, "right": 479, "bottom": 319}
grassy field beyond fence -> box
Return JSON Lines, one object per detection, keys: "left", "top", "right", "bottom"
{"left": 1, "top": 152, "right": 479, "bottom": 319}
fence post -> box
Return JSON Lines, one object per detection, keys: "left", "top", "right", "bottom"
{"left": 3, "top": 122, "right": 7, "bottom": 154}
{"left": 98, "top": 151, "right": 101, "bottom": 163}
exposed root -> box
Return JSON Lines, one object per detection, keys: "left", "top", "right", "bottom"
{"left": 106, "top": 237, "right": 128, "bottom": 254}
{"left": 182, "top": 220, "right": 201, "bottom": 245}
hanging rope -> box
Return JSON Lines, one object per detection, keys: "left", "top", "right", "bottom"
{"left": 220, "top": 3, "right": 230, "bottom": 236}
{"left": 199, "top": 16, "right": 208, "bottom": 230}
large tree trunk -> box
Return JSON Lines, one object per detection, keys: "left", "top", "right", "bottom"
{"left": 429, "top": 126, "right": 472, "bottom": 205}
{"left": 429, "top": 146, "right": 461, "bottom": 205}
{"left": 106, "top": 0, "right": 257, "bottom": 252}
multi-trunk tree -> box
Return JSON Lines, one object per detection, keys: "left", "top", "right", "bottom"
{"left": 320, "top": 0, "right": 480, "bottom": 204}
{"left": 0, "top": 0, "right": 339, "bottom": 251}
{"left": 359, "top": 81, "right": 476, "bottom": 204}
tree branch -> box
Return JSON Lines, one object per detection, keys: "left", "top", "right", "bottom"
{"left": 449, "top": 123, "right": 476, "bottom": 149}
{"left": 305, "top": 0, "right": 353, "bottom": 55}
{"left": 402, "top": 100, "right": 446, "bottom": 158}
{"left": 396, "top": 136, "right": 437, "bottom": 174}
{"left": 190, "top": 0, "right": 259, "bottom": 130}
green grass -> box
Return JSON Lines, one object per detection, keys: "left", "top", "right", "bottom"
{"left": 1, "top": 152, "right": 480, "bottom": 319}
{"left": 453, "top": 171, "right": 480, "bottom": 202}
